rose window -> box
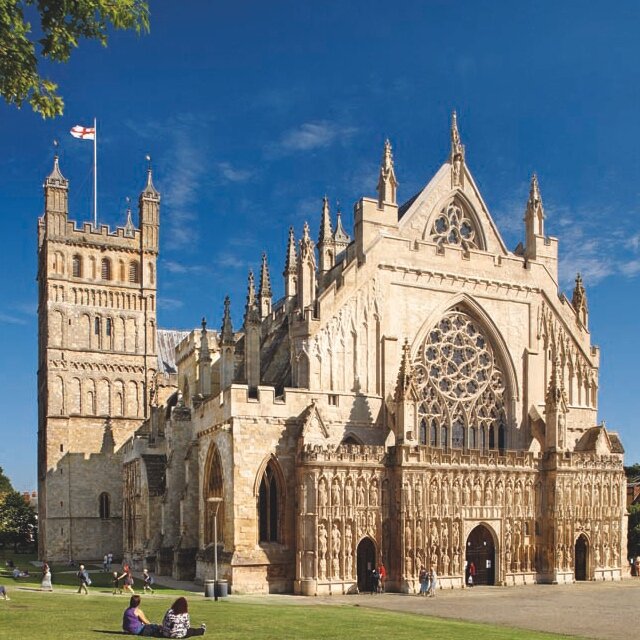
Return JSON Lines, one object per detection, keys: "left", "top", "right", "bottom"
{"left": 430, "top": 202, "right": 479, "bottom": 251}
{"left": 413, "top": 309, "right": 506, "bottom": 450}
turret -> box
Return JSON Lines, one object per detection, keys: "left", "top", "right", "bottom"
{"left": 258, "top": 253, "right": 273, "bottom": 319}
{"left": 377, "top": 139, "right": 398, "bottom": 207}
{"left": 197, "top": 317, "right": 212, "bottom": 397}
{"left": 220, "top": 296, "right": 235, "bottom": 390}
{"left": 354, "top": 139, "right": 399, "bottom": 261}
{"left": 283, "top": 226, "right": 297, "bottom": 301}
{"left": 138, "top": 161, "right": 160, "bottom": 253}
{"left": 44, "top": 155, "right": 69, "bottom": 238}
{"left": 297, "top": 222, "right": 316, "bottom": 314}
{"left": 317, "top": 196, "right": 334, "bottom": 274}
{"left": 545, "top": 353, "right": 569, "bottom": 451}
{"left": 333, "top": 205, "right": 351, "bottom": 260}
{"left": 523, "top": 173, "right": 558, "bottom": 278}
{"left": 243, "top": 271, "right": 261, "bottom": 389}
{"left": 572, "top": 273, "right": 589, "bottom": 329}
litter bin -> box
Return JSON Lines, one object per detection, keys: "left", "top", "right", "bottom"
{"left": 214, "top": 580, "right": 228, "bottom": 598}
{"left": 204, "top": 580, "right": 215, "bottom": 598}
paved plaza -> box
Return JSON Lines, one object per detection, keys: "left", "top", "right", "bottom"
{"left": 233, "top": 580, "right": 639, "bottom": 640}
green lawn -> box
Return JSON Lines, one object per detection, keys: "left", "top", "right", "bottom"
{"left": 0, "top": 588, "right": 585, "bottom": 640}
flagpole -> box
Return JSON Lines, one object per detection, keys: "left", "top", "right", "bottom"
{"left": 93, "top": 117, "right": 98, "bottom": 228}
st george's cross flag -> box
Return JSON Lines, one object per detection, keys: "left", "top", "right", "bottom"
{"left": 70, "top": 125, "right": 95, "bottom": 140}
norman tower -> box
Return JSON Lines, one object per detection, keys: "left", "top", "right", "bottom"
{"left": 37, "top": 157, "right": 160, "bottom": 561}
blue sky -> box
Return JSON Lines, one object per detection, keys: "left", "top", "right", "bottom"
{"left": 1, "top": 1, "right": 639, "bottom": 491}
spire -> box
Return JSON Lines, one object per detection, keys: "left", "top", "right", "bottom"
{"left": 284, "top": 226, "right": 298, "bottom": 300}
{"left": 572, "top": 272, "right": 589, "bottom": 328}
{"left": 220, "top": 296, "right": 234, "bottom": 345}
{"left": 524, "top": 173, "right": 545, "bottom": 260}
{"left": 199, "top": 317, "right": 211, "bottom": 360}
{"left": 297, "top": 221, "right": 317, "bottom": 312}
{"left": 244, "top": 270, "right": 260, "bottom": 326}
{"left": 258, "top": 252, "right": 273, "bottom": 318}
{"left": 100, "top": 417, "right": 115, "bottom": 455}
{"left": 45, "top": 155, "right": 68, "bottom": 188}
{"left": 318, "top": 195, "right": 333, "bottom": 244}
{"left": 124, "top": 198, "right": 135, "bottom": 237}
{"left": 450, "top": 111, "right": 465, "bottom": 187}
{"left": 545, "top": 352, "right": 568, "bottom": 451}
{"left": 333, "top": 205, "right": 350, "bottom": 245}
{"left": 394, "top": 339, "right": 416, "bottom": 402}
{"left": 376, "top": 138, "right": 398, "bottom": 207}
{"left": 546, "top": 353, "right": 567, "bottom": 409}
{"left": 141, "top": 156, "right": 159, "bottom": 198}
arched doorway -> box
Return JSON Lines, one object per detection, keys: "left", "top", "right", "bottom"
{"left": 356, "top": 537, "right": 376, "bottom": 593}
{"left": 575, "top": 534, "right": 588, "bottom": 581}
{"left": 465, "top": 524, "right": 496, "bottom": 585}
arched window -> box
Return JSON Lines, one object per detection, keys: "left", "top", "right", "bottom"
{"left": 106, "top": 318, "right": 112, "bottom": 337}
{"left": 148, "top": 262, "right": 155, "bottom": 285}
{"left": 430, "top": 419, "right": 437, "bottom": 446}
{"left": 204, "top": 445, "right": 224, "bottom": 546}
{"left": 419, "top": 418, "right": 427, "bottom": 445}
{"left": 429, "top": 200, "right": 482, "bottom": 251}
{"left": 99, "top": 492, "right": 110, "bottom": 519}
{"left": 72, "top": 254, "right": 82, "bottom": 277}
{"left": 414, "top": 307, "right": 508, "bottom": 453}
{"left": 258, "top": 461, "right": 281, "bottom": 543}
{"left": 129, "top": 261, "right": 140, "bottom": 283}
{"left": 101, "top": 258, "right": 112, "bottom": 281}
{"left": 94, "top": 317, "right": 101, "bottom": 336}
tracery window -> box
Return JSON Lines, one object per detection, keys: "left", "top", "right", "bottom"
{"left": 430, "top": 202, "right": 480, "bottom": 251}
{"left": 204, "top": 445, "right": 224, "bottom": 546}
{"left": 258, "top": 462, "right": 281, "bottom": 543}
{"left": 414, "top": 308, "right": 507, "bottom": 452}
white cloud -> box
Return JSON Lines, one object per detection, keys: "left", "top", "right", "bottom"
{"left": 158, "top": 297, "right": 184, "bottom": 310}
{"left": 218, "top": 162, "right": 253, "bottom": 183}
{"left": 278, "top": 121, "right": 357, "bottom": 153}
{"left": 0, "top": 312, "right": 28, "bottom": 325}
{"left": 162, "top": 260, "right": 206, "bottom": 275}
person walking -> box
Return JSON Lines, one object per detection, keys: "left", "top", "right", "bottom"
{"left": 103, "top": 554, "right": 108, "bottom": 572}
{"left": 370, "top": 568, "right": 380, "bottom": 595}
{"left": 427, "top": 566, "right": 438, "bottom": 597}
{"left": 119, "top": 567, "right": 135, "bottom": 594}
{"left": 418, "top": 566, "right": 429, "bottom": 596}
{"left": 468, "top": 561, "right": 476, "bottom": 587}
{"left": 113, "top": 571, "right": 122, "bottom": 595}
{"left": 142, "top": 569, "right": 154, "bottom": 594}
{"left": 378, "top": 563, "right": 386, "bottom": 593}
{"left": 41, "top": 561, "right": 53, "bottom": 591}
{"left": 107, "top": 552, "right": 113, "bottom": 572}
{"left": 77, "top": 564, "right": 91, "bottom": 594}
{"left": 0, "top": 585, "right": 10, "bottom": 601}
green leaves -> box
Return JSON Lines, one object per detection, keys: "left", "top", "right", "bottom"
{"left": 0, "top": 490, "right": 37, "bottom": 550}
{"left": 0, "top": 0, "right": 149, "bottom": 117}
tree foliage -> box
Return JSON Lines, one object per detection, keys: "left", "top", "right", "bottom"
{"left": 0, "top": 490, "right": 37, "bottom": 551}
{"left": 0, "top": 0, "right": 149, "bottom": 118}
{"left": 628, "top": 503, "right": 640, "bottom": 560}
{"left": 0, "top": 466, "right": 14, "bottom": 494}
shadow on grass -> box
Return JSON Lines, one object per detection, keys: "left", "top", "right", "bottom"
{"left": 91, "top": 631, "right": 129, "bottom": 636}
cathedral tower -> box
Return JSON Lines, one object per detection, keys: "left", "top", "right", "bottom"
{"left": 37, "top": 157, "right": 160, "bottom": 561}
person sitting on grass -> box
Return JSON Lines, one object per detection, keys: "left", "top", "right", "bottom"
{"left": 12, "top": 568, "right": 29, "bottom": 578}
{"left": 122, "top": 594, "right": 163, "bottom": 636}
{"left": 0, "top": 585, "right": 10, "bottom": 601}
{"left": 162, "top": 597, "right": 206, "bottom": 638}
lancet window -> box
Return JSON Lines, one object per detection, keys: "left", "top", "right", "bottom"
{"left": 414, "top": 308, "right": 507, "bottom": 451}
{"left": 258, "top": 461, "right": 281, "bottom": 543}
{"left": 429, "top": 201, "right": 480, "bottom": 251}
{"left": 204, "top": 445, "right": 224, "bottom": 546}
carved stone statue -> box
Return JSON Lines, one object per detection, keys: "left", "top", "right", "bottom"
{"left": 318, "top": 523, "right": 328, "bottom": 557}
{"left": 331, "top": 522, "right": 341, "bottom": 555}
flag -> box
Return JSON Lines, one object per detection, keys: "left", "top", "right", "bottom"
{"left": 70, "top": 125, "right": 95, "bottom": 140}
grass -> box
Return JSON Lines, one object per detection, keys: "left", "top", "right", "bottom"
{"left": 0, "top": 550, "right": 585, "bottom": 639}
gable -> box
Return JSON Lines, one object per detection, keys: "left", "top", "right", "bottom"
{"left": 397, "top": 162, "right": 509, "bottom": 256}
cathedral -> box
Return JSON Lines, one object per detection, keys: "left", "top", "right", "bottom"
{"left": 38, "top": 115, "right": 627, "bottom": 593}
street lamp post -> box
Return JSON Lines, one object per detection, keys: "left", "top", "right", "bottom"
{"left": 207, "top": 497, "right": 223, "bottom": 601}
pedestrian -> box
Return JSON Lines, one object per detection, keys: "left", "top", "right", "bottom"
{"left": 418, "top": 566, "right": 429, "bottom": 596}
{"left": 41, "top": 561, "right": 53, "bottom": 591}
{"left": 113, "top": 571, "right": 122, "bottom": 595}
{"left": 0, "top": 585, "right": 9, "bottom": 601}
{"left": 122, "top": 594, "right": 163, "bottom": 636}
{"left": 162, "top": 596, "right": 206, "bottom": 637}
{"left": 77, "top": 564, "right": 91, "bottom": 594}
{"left": 370, "top": 568, "right": 379, "bottom": 595}
{"left": 103, "top": 554, "right": 108, "bottom": 572}
{"left": 378, "top": 563, "right": 386, "bottom": 593}
{"left": 427, "top": 566, "right": 438, "bottom": 597}
{"left": 142, "top": 569, "right": 154, "bottom": 594}
{"left": 468, "top": 561, "right": 476, "bottom": 587}
{"left": 119, "top": 567, "right": 135, "bottom": 594}
{"left": 107, "top": 552, "right": 113, "bottom": 572}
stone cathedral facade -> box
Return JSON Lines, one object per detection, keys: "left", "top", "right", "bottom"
{"left": 38, "top": 116, "right": 627, "bottom": 593}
